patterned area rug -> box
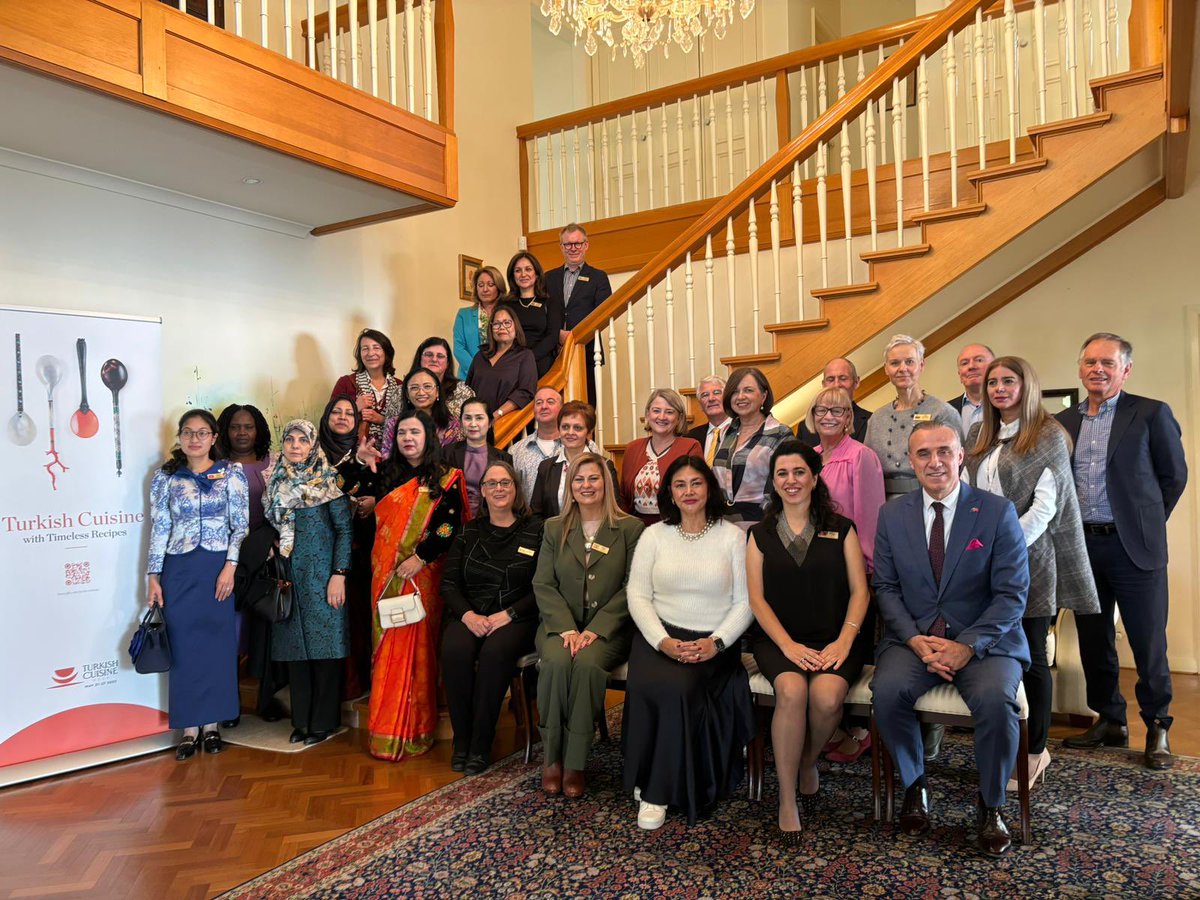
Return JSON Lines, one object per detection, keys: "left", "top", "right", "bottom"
{"left": 225, "top": 710, "right": 1200, "bottom": 899}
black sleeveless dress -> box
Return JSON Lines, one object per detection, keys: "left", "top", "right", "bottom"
{"left": 750, "top": 513, "right": 870, "bottom": 685}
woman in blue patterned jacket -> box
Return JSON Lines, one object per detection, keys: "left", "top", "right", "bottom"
{"left": 147, "top": 409, "right": 250, "bottom": 760}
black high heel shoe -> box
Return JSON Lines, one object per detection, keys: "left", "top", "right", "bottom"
{"left": 176, "top": 732, "right": 200, "bottom": 761}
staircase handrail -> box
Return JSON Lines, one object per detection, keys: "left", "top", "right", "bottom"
{"left": 495, "top": 0, "right": 996, "bottom": 447}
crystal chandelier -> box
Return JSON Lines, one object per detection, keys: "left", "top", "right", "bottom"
{"left": 540, "top": 1, "right": 756, "bottom": 69}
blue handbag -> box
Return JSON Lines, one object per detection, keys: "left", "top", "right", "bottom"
{"left": 128, "top": 607, "right": 172, "bottom": 674}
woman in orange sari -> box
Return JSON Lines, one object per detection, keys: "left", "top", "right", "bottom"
{"left": 368, "top": 409, "right": 467, "bottom": 760}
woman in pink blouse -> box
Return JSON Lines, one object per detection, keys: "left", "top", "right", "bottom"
{"left": 803, "top": 388, "right": 885, "bottom": 571}
{"left": 803, "top": 386, "right": 884, "bottom": 763}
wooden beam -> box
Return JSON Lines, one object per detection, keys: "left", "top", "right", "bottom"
{"left": 1164, "top": 0, "right": 1195, "bottom": 198}
{"left": 853, "top": 181, "right": 1167, "bottom": 400}
{"left": 433, "top": 0, "right": 453, "bottom": 130}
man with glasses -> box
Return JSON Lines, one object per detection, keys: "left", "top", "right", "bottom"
{"left": 796, "top": 357, "right": 872, "bottom": 445}
{"left": 547, "top": 223, "right": 612, "bottom": 404}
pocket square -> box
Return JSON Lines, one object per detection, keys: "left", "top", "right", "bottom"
{"left": 966, "top": 539, "right": 985, "bottom": 551}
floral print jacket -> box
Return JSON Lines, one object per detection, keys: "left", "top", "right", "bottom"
{"left": 147, "top": 461, "right": 250, "bottom": 574}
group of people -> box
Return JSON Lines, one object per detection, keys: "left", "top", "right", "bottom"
{"left": 145, "top": 300, "right": 1186, "bottom": 858}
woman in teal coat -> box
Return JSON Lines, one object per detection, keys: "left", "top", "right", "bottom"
{"left": 453, "top": 265, "right": 506, "bottom": 376}
{"left": 265, "top": 419, "right": 353, "bottom": 745}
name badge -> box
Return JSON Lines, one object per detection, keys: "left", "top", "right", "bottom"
{"left": 578, "top": 276, "right": 590, "bottom": 282}
{"left": 531, "top": 301, "right": 543, "bottom": 308}
{"left": 817, "top": 531, "right": 838, "bottom": 540}
{"left": 517, "top": 546, "right": 536, "bottom": 557}
{"left": 206, "top": 471, "right": 226, "bottom": 481}
{"left": 590, "top": 542, "right": 610, "bottom": 555}
{"left": 912, "top": 413, "right": 933, "bottom": 422}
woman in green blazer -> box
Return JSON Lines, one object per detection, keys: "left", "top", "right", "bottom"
{"left": 533, "top": 452, "right": 644, "bottom": 799}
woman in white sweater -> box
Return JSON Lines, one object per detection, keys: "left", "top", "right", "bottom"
{"left": 621, "top": 455, "right": 755, "bottom": 831}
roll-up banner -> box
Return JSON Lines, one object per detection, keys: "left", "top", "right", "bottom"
{"left": 0, "top": 306, "right": 169, "bottom": 785}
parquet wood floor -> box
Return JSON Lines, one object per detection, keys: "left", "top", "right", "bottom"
{"left": 1, "top": 672, "right": 1197, "bottom": 900}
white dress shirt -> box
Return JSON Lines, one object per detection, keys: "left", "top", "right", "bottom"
{"left": 922, "top": 482, "right": 961, "bottom": 550}
{"left": 968, "top": 420, "right": 1057, "bottom": 547}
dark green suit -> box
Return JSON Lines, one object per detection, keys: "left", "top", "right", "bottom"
{"left": 533, "top": 514, "right": 644, "bottom": 769}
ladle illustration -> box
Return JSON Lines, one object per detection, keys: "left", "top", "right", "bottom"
{"left": 36, "top": 355, "right": 69, "bottom": 490}
{"left": 100, "top": 358, "right": 128, "bottom": 477}
{"left": 70, "top": 338, "right": 99, "bottom": 439}
{"left": 7, "top": 334, "right": 37, "bottom": 446}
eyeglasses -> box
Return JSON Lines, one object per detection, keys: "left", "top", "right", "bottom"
{"left": 813, "top": 406, "right": 849, "bottom": 418}
{"left": 493, "top": 320, "right": 515, "bottom": 330}
{"left": 561, "top": 241, "right": 587, "bottom": 250}
{"left": 421, "top": 350, "right": 448, "bottom": 361}
{"left": 180, "top": 429, "right": 213, "bottom": 440}
{"left": 481, "top": 479, "right": 514, "bottom": 489}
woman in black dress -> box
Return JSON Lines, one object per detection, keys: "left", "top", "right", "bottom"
{"left": 503, "top": 251, "right": 563, "bottom": 377}
{"left": 747, "top": 440, "right": 870, "bottom": 841}
{"left": 439, "top": 460, "right": 542, "bottom": 775}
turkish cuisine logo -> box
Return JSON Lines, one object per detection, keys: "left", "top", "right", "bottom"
{"left": 48, "top": 659, "right": 120, "bottom": 689}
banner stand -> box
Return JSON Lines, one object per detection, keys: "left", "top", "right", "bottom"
{"left": 0, "top": 732, "right": 177, "bottom": 789}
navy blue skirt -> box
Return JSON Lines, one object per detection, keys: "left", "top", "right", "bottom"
{"left": 161, "top": 548, "right": 239, "bottom": 728}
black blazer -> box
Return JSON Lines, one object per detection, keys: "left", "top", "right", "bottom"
{"left": 530, "top": 454, "right": 622, "bottom": 518}
{"left": 546, "top": 262, "right": 613, "bottom": 330}
{"left": 1057, "top": 392, "right": 1187, "bottom": 570}
{"left": 444, "top": 442, "right": 512, "bottom": 472}
{"left": 795, "top": 402, "right": 872, "bottom": 446}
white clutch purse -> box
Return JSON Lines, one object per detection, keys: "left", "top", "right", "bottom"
{"left": 377, "top": 576, "right": 426, "bottom": 629}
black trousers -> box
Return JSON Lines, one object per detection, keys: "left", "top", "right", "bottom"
{"left": 1021, "top": 616, "right": 1053, "bottom": 754}
{"left": 1078, "top": 531, "right": 1173, "bottom": 728}
{"left": 440, "top": 617, "right": 537, "bottom": 757}
{"left": 288, "top": 659, "right": 344, "bottom": 734}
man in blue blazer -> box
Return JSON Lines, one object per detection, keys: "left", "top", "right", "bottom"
{"left": 1057, "top": 333, "right": 1188, "bottom": 770}
{"left": 546, "top": 224, "right": 612, "bottom": 405}
{"left": 872, "top": 422, "right": 1030, "bottom": 857}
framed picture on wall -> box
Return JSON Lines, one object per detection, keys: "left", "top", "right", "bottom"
{"left": 459, "top": 254, "right": 483, "bottom": 301}
{"left": 1042, "top": 388, "right": 1079, "bottom": 415}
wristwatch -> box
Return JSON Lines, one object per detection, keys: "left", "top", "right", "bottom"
{"left": 711, "top": 636, "right": 726, "bottom": 653}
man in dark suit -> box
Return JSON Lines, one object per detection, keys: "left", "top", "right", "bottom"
{"left": 795, "top": 357, "right": 871, "bottom": 445}
{"left": 947, "top": 343, "right": 995, "bottom": 436}
{"left": 1057, "top": 333, "right": 1188, "bottom": 770}
{"left": 547, "top": 223, "right": 612, "bottom": 405}
{"left": 872, "top": 422, "right": 1030, "bottom": 857}
{"left": 686, "top": 375, "right": 731, "bottom": 467}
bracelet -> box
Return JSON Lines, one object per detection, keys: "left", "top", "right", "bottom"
{"left": 845, "top": 621, "right": 860, "bottom": 631}
{"left": 332, "top": 568, "right": 350, "bottom": 576}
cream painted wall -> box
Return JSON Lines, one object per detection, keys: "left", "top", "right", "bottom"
{"left": 0, "top": 0, "right": 532, "bottom": 442}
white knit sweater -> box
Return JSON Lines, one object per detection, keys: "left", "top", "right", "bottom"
{"left": 626, "top": 519, "right": 753, "bottom": 650}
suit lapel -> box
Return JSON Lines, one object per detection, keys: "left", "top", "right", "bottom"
{"left": 1105, "top": 393, "right": 1137, "bottom": 464}
{"left": 1059, "top": 407, "right": 1083, "bottom": 454}
{"left": 566, "top": 523, "right": 588, "bottom": 570}
{"left": 937, "top": 484, "right": 979, "bottom": 597}
{"left": 902, "top": 493, "right": 938, "bottom": 595}
{"left": 585, "top": 521, "right": 618, "bottom": 570}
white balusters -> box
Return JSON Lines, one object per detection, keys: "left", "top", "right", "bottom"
{"left": 661, "top": 103, "right": 671, "bottom": 208}
{"left": 877, "top": 46, "right": 888, "bottom": 164}
{"left": 692, "top": 96, "right": 703, "bottom": 202}
{"left": 283, "top": 3, "right": 293, "bottom": 59}
{"left": 630, "top": 113, "right": 640, "bottom": 213}
{"left": 234, "top": 0, "right": 243, "bottom": 37}
{"left": 866, "top": 99, "right": 879, "bottom": 250}
{"left": 593, "top": 331, "right": 604, "bottom": 445}
{"left": 387, "top": 0, "right": 398, "bottom": 104}
{"left": 421, "top": 0, "right": 433, "bottom": 119}
{"left": 531, "top": 138, "right": 542, "bottom": 230}
{"left": 1064, "top": 0, "right": 1079, "bottom": 117}
{"left": 747, "top": 199, "right": 760, "bottom": 352}
{"left": 207, "top": 0, "right": 215, "bottom": 26}
{"left": 572, "top": 127, "right": 582, "bottom": 224}
{"left": 1058, "top": 3, "right": 1069, "bottom": 118}
{"left": 307, "top": 0, "right": 317, "bottom": 69}
{"left": 725, "top": 218, "right": 737, "bottom": 353}
{"left": 798, "top": 67, "right": 810, "bottom": 177}
{"left": 893, "top": 75, "right": 904, "bottom": 245}
{"left": 818, "top": 59, "right": 828, "bottom": 115}
{"left": 840, "top": 122, "right": 853, "bottom": 277}
{"left": 405, "top": 0, "right": 417, "bottom": 113}
{"left": 708, "top": 91, "right": 719, "bottom": 196}
{"left": 857, "top": 50, "right": 867, "bottom": 169}
{"left": 769, "top": 181, "right": 782, "bottom": 323}
{"left": 1106, "top": 0, "right": 1118, "bottom": 77}
{"left": 666, "top": 265, "right": 677, "bottom": 388}
{"left": 259, "top": 2, "right": 268, "bottom": 48}
{"left": 1082, "top": 0, "right": 1094, "bottom": 99}
{"left": 918, "top": 54, "right": 930, "bottom": 211}
{"left": 676, "top": 100, "right": 686, "bottom": 205}
{"left": 741, "top": 82, "right": 752, "bottom": 179}
{"left": 325, "top": 3, "right": 335, "bottom": 78}
{"left": 586, "top": 123, "right": 597, "bottom": 221}
{"left": 645, "top": 108, "right": 655, "bottom": 211}
{"left": 601, "top": 123, "right": 611, "bottom": 218}
{"left": 348, "top": 0, "right": 359, "bottom": 88}
{"left": 792, "top": 161, "right": 805, "bottom": 318}
{"left": 704, "top": 236, "right": 717, "bottom": 373}
{"left": 616, "top": 116, "right": 626, "bottom": 215}
{"left": 608, "top": 320, "right": 619, "bottom": 439}
{"left": 757, "top": 77, "right": 769, "bottom": 163}
{"left": 724, "top": 86, "right": 735, "bottom": 191}
{"left": 1033, "top": 0, "right": 1047, "bottom": 125}
{"left": 816, "top": 140, "right": 829, "bottom": 288}
{"left": 558, "top": 130, "right": 568, "bottom": 225}
{"left": 627, "top": 307, "right": 639, "bottom": 441}
{"left": 946, "top": 29, "right": 960, "bottom": 207}
{"left": 646, "top": 282, "right": 657, "bottom": 388}
{"left": 974, "top": 9, "right": 987, "bottom": 169}
{"left": 1004, "top": 0, "right": 1018, "bottom": 164}
{"left": 684, "top": 252, "right": 696, "bottom": 387}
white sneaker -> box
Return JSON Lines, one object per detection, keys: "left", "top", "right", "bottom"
{"left": 637, "top": 801, "right": 667, "bottom": 831}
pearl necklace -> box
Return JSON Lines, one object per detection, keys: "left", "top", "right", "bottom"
{"left": 677, "top": 519, "right": 714, "bottom": 542}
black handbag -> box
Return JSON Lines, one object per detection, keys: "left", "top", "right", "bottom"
{"left": 245, "top": 554, "right": 294, "bottom": 624}
{"left": 128, "top": 607, "right": 172, "bottom": 674}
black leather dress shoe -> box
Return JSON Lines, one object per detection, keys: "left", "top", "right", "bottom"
{"left": 974, "top": 799, "right": 1013, "bottom": 857}
{"left": 922, "top": 723, "right": 945, "bottom": 762}
{"left": 451, "top": 748, "right": 469, "bottom": 772}
{"left": 304, "top": 730, "right": 334, "bottom": 746}
{"left": 220, "top": 715, "right": 241, "bottom": 729}
{"left": 1062, "top": 718, "right": 1129, "bottom": 749}
{"left": 260, "top": 701, "right": 287, "bottom": 723}
{"left": 898, "top": 783, "right": 932, "bottom": 836}
{"left": 202, "top": 730, "right": 224, "bottom": 754}
{"left": 1144, "top": 722, "right": 1173, "bottom": 770}
{"left": 464, "top": 754, "right": 490, "bottom": 776}
{"left": 175, "top": 733, "right": 200, "bottom": 761}
{"left": 289, "top": 728, "right": 307, "bottom": 744}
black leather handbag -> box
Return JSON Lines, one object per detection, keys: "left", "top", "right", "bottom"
{"left": 244, "top": 554, "right": 294, "bottom": 624}
{"left": 128, "top": 607, "right": 172, "bottom": 674}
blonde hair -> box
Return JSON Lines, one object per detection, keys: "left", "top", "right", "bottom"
{"left": 804, "top": 387, "right": 854, "bottom": 437}
{"left": 642, "top": 388, "right": 690, "bottom": 435}
{"left": 473, "top": 265, "right": 507, "bottom": 304}
{"left": 557, "top": 452, "right": 629, "bottom": 547}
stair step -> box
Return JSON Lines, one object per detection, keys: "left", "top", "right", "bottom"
{"left": 1090, "top": 64, "right": 1164, "bottom": 106}
{"left": 966, "top": 157, "right": 1049, "bottom": 185}
{"left": 861, "top": 243, "right": 932, "bottom": 264}
{"left": 909, "top": 202, "right": 988, "bottom": 226}
{"left": 809, "top": 282, "right": 879, "bottom": 301}
{"left": 1026, "top": 111, "right": 1113, "bottom": 150}
{"left": 720, "top": 351, "right": 782, "bottom": 367}
{"left": 764, "top": 317, "right": 831, "bottom": 336}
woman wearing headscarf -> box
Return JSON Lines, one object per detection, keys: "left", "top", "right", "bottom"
{"left": 264, "top": 419, "right": 354, "bottom": 745}
{"left": 318, "top": 396, "right": 379, "bottom": 699}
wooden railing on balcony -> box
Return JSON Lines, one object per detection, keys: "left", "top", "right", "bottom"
{"left": 496, "top": 0, "right": 1151, "bottom": 450}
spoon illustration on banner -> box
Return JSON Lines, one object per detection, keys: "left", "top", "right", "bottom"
{"left": 36, "top": 355, "right": 69, "bottom": 490}
{"left": 70, "top": 338, "right": 99, "bottom": 438}
{"left": 7, "top": 334, "right": 37, "bottom": 446}
{"left": 101, "top": 358, "right": 128, "bottom": 477}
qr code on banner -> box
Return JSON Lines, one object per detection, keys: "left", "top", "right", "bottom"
{"left": 65, "top": 562, "right": 91, "bottom": 586}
